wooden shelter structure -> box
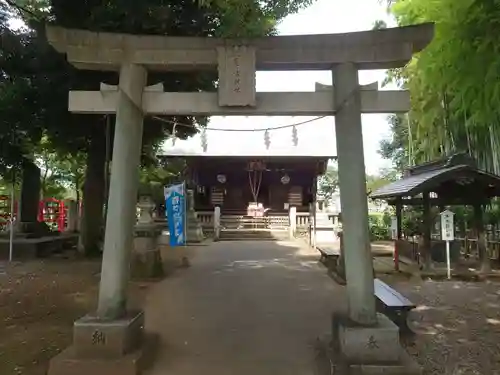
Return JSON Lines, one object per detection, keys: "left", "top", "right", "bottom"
{"left": 370, "top": 153, "right": 500, "bottom": 271}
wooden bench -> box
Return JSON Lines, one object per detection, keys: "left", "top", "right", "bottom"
{"left": 318, "top": 246, "right": 340, "bottom": 264}
{"left": 374, "top": 278, "right": 415, "bottom": 331}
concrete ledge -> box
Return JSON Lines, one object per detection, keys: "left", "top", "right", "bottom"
{"left": 0, "top": 234, "right": 79, "bottom": 260}
{"left": 348, "top": 349, "right": 421, "bottom": 375}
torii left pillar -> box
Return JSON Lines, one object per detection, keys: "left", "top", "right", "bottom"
{"left": 49, "top": 63, "right": 156, "bottom": 375}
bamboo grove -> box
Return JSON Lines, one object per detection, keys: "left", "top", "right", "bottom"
{"left": 382, "top": 0, "right": 500, "bottom": 174}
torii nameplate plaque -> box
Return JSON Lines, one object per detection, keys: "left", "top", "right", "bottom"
{"left": 217, "top": 44, "right": 256, "bottom": 107}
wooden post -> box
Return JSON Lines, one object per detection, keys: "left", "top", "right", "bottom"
{"left": 289, "top": 206, "right": 297, "bottom": 239}
{"left": 214, "top": 206, "right": 221, "bottom": 241}
{"left": 422, "top": 192, "right": 432, "bottom": 270}
{"left": 473, "top": 203, "right": 490, "bottom": 273}
{"left": 394, "top": 199, "right": 402, "bottom": 271}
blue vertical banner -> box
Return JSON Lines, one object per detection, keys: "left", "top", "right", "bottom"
{"left": 165, "top": 182, "right": 186, "bottom": 246}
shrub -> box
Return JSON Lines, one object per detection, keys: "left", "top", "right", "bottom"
{"left": 368, "top": 214, "right": 390, "bottom": 241}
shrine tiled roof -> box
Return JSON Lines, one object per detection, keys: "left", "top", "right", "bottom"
{"left": 370, "top": 156, "right": 500, "bottom": 201}
{"left": 370, "top": 165, "right": 466, "bottom": 199}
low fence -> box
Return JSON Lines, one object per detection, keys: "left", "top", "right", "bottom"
{"left": 196, "top": 211, "right": 339, "bottom": 233}
{"left": 397, "top": 236, "right": 500, "bottom": 264}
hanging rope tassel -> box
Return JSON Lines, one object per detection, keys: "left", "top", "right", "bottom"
{"left": 248, "top": 170, "right": 255, "bottom": 203}
{"left": 264, "top": 130, "right": 270, "bottom": 149}
{"left": 171, "top": 123, "right": 178, "bottom": 146}
{"left": 201, "top": 128, "right": 208, "bottom": 152}
{"left": 292, "top": 125, "right": 298, "bottom": 146}
{"left": 256, "top": 170, "right": 262, "bottom": 202}
{"left": 248, "top": 169, "right": 263, "bottom": 203}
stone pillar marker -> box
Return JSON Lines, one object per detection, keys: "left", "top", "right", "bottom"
{"left": 65, "top": 200, "right": 78, "bottom": 232}
{"left": 214, "top": 206, "right": 221, "bottom": 241}
{"left": 17, "top": 160, "right": 41, "bottom": 234}
{"left": 288, "top": 206, "right": 297, "bottom": 239}
{"left": 185, "top": 189, "right": 204, "bottom": 243}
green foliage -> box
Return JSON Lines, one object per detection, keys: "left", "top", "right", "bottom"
{"left": 138, "top": 158, "right": 186, "bottom": 204}
{"left": 372, "top": 20, "right": 387, "bottom": 30}
{"left": 385, "top": 0, "right": 500, "bottom": 173}
{"left": 368, "top": 214, "right": 390, "bottom": 241}
{"left": 199, "top": 0, "right": 315, "bottom": 37}
{"left": 0, "top": 11, "right": 44, "bottom": 174}
{"left": 34, "top": 138, "right": 86, "bottom": 199}
{"left": 378, "top": 114, "right": 413, "bottom": 173}
{"left": 317, "top": 165, "right": 338, "bottom": 201}
{"left": 0, "top": 0, "right": 315, "bottom": 175}
{"left": 366, "top": 172, "right": 397, "bottom": 195}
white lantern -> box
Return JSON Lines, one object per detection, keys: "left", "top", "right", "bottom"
{"left": 281, "top": 174, "right": 290, "bottom": 185}
{"left": 217, "top": 174, "right": 226, "bottom": 184}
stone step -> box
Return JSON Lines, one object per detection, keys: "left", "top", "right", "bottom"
{"left": 220, "top": 217, "right": 288, "bottom": 222}
{"left": 219, "top": 229, "right": 289, "bottom": 241}
{"left": 315, "top": 216, "right": 334, "bottom": 226}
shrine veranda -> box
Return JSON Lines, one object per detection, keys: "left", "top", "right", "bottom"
{"left": 158, "top": 153, "right": 332, "bottom": 214}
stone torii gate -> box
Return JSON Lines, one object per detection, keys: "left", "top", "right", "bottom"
{"left": 45, "top": 23, "right": 433, "bottom": 374}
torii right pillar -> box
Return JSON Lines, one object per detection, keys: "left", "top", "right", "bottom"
{"left": 332, "top": 63, "right": 420, "bottom": 374}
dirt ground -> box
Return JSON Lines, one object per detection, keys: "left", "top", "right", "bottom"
{"left": 383, "top": 275, "right": 500, "bottom": 375}
{"left": 0, "top": 258, "right": 154, "bottom": 375}
{"left": 1, "top": 252, "right": 500, "bottom": 375}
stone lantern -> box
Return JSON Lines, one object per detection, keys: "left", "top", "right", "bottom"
{"left": 131, "top": 195, "right": 164, "bottom": 278}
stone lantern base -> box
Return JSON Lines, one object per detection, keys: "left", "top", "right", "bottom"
{"left": 186, "top": 215, "right": 204, "bottom": 243}
{"left": 131, "top": 224, "right": 164, "bottom": 279}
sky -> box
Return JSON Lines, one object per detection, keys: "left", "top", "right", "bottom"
{"left": 163, "top": 0, "right": 399, "bottom": 175}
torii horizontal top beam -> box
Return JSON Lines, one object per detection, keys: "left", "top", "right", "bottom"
{"left": 69, "top": 89, "right": 409, "bottom": 116}
{"left": 46, "top": 23, "right": 434, "bottom": 72}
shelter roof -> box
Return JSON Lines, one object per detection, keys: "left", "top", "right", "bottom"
{"left": 370, "top": 154, "right": 500, "bottom": 202}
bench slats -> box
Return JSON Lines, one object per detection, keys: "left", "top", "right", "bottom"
{"left": 374, "top": 279, "right": 414, "bottom": 308}
{"left": 318, "top": 247, "right": 340, "bottom": 256}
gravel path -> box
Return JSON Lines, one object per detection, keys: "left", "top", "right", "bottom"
{"left": 386, "top": 277, "right": 500, "bottom": 375}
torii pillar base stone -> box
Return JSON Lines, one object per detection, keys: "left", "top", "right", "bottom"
{"left": 48, "top": 311, "right": 159, "bottom": 375}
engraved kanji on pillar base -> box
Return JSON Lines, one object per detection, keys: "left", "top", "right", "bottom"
{"left": 48, "top": 310, "right": 158, "bottom": 375}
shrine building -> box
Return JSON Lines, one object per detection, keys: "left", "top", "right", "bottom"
{"left": 159, "top": 149, "right": 335, "bottom": 215}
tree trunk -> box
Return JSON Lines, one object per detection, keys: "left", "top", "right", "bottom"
{"left": 473, "top": 204, "right": 490, "bottom": 273}
{"left": 79, "top": 133, "right": 106, "bottom": 257}
{"left": 75, "top": 176, "right": 81, "bottom": 231}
